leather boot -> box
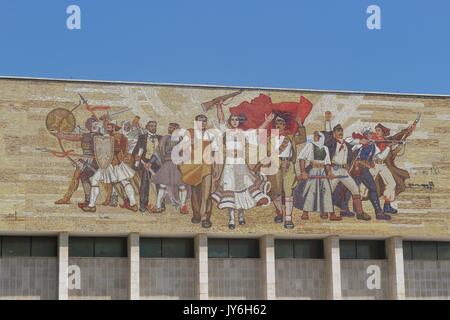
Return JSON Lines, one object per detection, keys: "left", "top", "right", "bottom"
{"left": 353, "top": 195, "right": 371, "bottom": 221}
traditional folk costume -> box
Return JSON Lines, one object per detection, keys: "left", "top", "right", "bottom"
{"left": 211, "top": 124, "right": 271, "bottom": 229}
{"left": 293, "top": 133, "right": 337, "bottom": 220}
{"left": 323, "top": 122, "right": 370, "bottom": 220}
{"left": 83, "top": 129, "right": 137, "bottom": 212}
{"left": 151, "top": 134, "right": 189, "bottom": 214}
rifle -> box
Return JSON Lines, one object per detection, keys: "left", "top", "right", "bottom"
{"left": 201, "top": 90, "right": 243, "bottom": 112}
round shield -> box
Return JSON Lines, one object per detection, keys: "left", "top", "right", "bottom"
{"left": 46, "top": 108, "right": 76, "bottom": 133}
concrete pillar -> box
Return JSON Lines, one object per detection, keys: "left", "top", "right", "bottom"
{"left": 128, "top": 233, "right": 140, "bottom": 300}
{"left": 195, "top": 234, "right": 208, "bottom": 300}
{"left": 386, "top": 237, "right": 406, "bottom": 300}
{"left": 324, "top": 236, "right": 342, "bottom": 300}
{"left": 260, "top": 235, "right": 276, "bottom": 300}
{"left": 58, "top": 232, "right": 69, "bottom": 300}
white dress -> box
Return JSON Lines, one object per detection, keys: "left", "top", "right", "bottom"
{"left": 211, "top": 125, "right": 271, "bottom": 210}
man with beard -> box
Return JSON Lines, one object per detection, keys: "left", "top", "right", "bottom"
{"left": 150, "top": 123, "right": 189, "bottom": 214}
{"left": 132, "top": 121, "right": 163, "bottom": 214}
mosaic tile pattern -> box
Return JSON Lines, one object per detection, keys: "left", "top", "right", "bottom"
{"left": 341, "top": 260, "right": 389, "bottom": 300}
{"left": 68, "top": 257, "right": 128, "bottom": 300}
{"left": 275, "top": 259, "right": 326, "bottom": 300}
{"left": 0, "top": 257, "right": 57, "bottom": 300}
{"left": 140, "top": 258, "right": 196, "bottom": 300}
{"left": 208, "top": 259, "right": 262, "bottom": 300}
{"left": 404, "top": 260, "right": 450, "bottom": 299}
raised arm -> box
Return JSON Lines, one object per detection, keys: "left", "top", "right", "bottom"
{"left": 216, "top": 102, "right": 225, "bottom": 124}
{"left": 259, "top": 112, "right": 275, "bottom": 129}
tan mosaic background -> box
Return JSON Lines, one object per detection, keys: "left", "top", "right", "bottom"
{"left": 0, "top": 78, "right": 448, "bottom": 237}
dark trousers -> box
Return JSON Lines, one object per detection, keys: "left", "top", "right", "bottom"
{"left": 343, "top": 168, "right": 382, "bottom": 213}
{"left": 139, "top": 169, "right": 165, "bottom": 210}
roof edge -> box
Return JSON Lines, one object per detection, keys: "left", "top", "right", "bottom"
{"left": 1, "top": 75, "right": 450, "bottom": 98}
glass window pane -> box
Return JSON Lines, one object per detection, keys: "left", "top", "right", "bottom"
{"left": 294, "top": 240, "right": 324, "bottom": 259}
{"left": 412, "top": 242, "right": 438, "bottom": 260}
{"left": 229, "top": 239, "right": 259, "bottom": 258}
{"left": 340, "top": 240, "right": 357, "bottom": 259}
{"left": 356, "top": 241, "right": 386, "bottom": 259}
{"left": 1, "top": 237, "right": 31, "bottom": 257}
{"left": 208, "top": 239, "right": 229, "bottom": 258}
{"left": 69, "top": 237, "right": 95, "bottom": 257}
{"left": 437, "top": 242, "right": 450, "bottom": 260}
{"left": 94, "top": 238, "right": 127, "bottom": 257}
{"left": 162, "top": 238, "right": 194, "bottom": 258}
{"left": 140, "top": 238, "right": 162, "bottom": 258}
{"left": 275, "top": 240, "right": 294, "bottom": 259}
{"left": 31, "top": 237, "right": 57, "bottom": 257}
{"left": 403, "top": 241, "right": 413, "bottom": 260}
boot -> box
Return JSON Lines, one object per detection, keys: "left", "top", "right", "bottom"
{"left": 180, "top": 204, "right": 189, "bottom": 215}
{"left": 353, "top": 195, "right": 371, "bottom": 221}
{"left": 376, "top": 211, "right": 392, "bottom": 221}
{"left": 301, "top": 211, "right": 309, "bottom": 220}
{"left": 81, "top": 206, "right": 96, "bottom": 213}
{"left": 383, "top": 202, "right": 398, "bottom": 214}
{"left": 329, "top": 212, "right": 342, "bottom": 221}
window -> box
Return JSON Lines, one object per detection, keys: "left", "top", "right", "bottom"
{"left": 404, "top": 241, "right": 450, "bottom": 260}
{"left": 69, "top": 237, "right": 127, "bottom": 257}
{"left": 0, "top": 236, "right": 57, "bottom": 257}
{"left": 140, "top": 238, "right": 194, "bottom": 258}
{"left": 340, "top": 240, "right": 386, "bottom": 259}
{"left": 275, "top": 240, "right": 324, "bottom": 259}
{"left": 208, "top": 239, "right": 259, "bottom": 258}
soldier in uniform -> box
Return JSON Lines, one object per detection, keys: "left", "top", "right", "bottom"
{"left": 55, "top": 116, "right": 101, "bottom": 206}
{"left": 260, "top": 112, "right": 307, "bottom": 229}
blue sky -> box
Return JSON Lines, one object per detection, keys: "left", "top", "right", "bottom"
{"left": 0, "top": 0, "right": 449, "bottom": 94}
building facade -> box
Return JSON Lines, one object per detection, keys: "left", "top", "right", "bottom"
{"left": 0, "top": 77, "right": 448, "bottom": 300}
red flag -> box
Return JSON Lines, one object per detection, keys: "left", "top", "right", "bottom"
{"left": 229, "top": 94, "right": 313, "bottom": 135}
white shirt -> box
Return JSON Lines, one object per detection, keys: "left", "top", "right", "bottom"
{"left": 333, "top": 140, "right": 348, "bottom": 165}
{"left": 275, "top": 135, "right": 293, "bottom": 158}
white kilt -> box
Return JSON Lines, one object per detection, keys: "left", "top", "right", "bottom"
{"left": 90, "top": 165, "right": 117, "bottom": 185}
{"left": 114, "top": 162, "right": 135, "bottom": 182}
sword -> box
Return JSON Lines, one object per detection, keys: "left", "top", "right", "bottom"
{"left": 307, "top": 175, "right": 349, "bottom": 180}
{"left": 107, "top": 108, "right": 133, "bottom": 119}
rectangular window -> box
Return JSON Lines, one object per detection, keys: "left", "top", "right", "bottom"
{"left": 404, "top": 241, "right": 449, "bottom": 261}
{"left": 208, "top": 239, "right": 229, "bottom": 258}
{"left": 229, "top": 239, "right": 259, "bottom": 258}
{"left": 275, "top": 240, "right": 324, "bottom": 259}
{"left": 69, "top": 237, "right": 95, "bottom": 257}
{"left": 340, "top": 240, "right": 386, "bottom": 259}
{"left": 140, "top": 238, "right": 194, "bottom": 258}
{"left": 31, "top": 237, "right": 57, "bottom": 257}
{"left": 437, "top": 242, "right": 450, "bottom": 260}
{"left": 140, "top": 238, "right": 162, "bottom": 258}
{"left": 94, "top": 238, "right": 127, "bottom": 257}
{"left": 1, "top": 237, "right": 31, "bottom": 257}
{"left": 275, "top": 240, "right": 294, "bottom": 259}
{"left": 208, "top": 239, "right": 259, "bottom": 258}
{"left": 69, "top": 237, "right": 127, "bottom": 257}
{"left": 340, "top": 240, "right": 357, "bottom": 259}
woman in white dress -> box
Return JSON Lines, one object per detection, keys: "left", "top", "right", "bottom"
{"left": 211, "top": 104, "right": 271, "bottom": 230}
{"left": 293, "top": 131, "right": 341, "bottom": 221}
